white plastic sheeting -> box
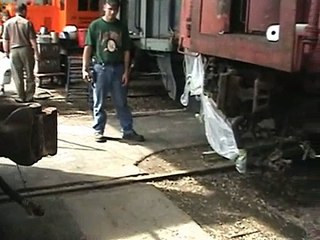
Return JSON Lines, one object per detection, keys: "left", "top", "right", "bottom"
{"left": 157, "top": 54, "right": 177, "bottom": 100}
{"left": 180, "top": 54, "right": 203, "bottom": 106}
{"left": 181, "top": 53, "right": 246, "bottom": 173}
{"left": 201, "top": 94, "right": 239, "bottom": 160}
{"left": 0, "top": 53, "right": 11, "bottom": 86}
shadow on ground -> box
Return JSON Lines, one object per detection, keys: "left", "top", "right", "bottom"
{"left": 137, "top": 146, "right": 320, "bottom": 239}
{"left": 0, "top": 164, "right": 210, "bottom": 240}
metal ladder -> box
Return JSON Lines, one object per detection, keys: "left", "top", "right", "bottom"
{"left": 65, "top": 55, "right": 89, "bottom": 102}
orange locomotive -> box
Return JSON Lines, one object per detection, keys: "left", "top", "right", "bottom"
{"left": 4, "top": 0, "right": 102, "bottom": 33}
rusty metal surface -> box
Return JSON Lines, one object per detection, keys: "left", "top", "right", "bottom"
{"left": 246, "top": 0, "right": 280, "bottom": 33}
{"left": 302, "top": 0, "right": 320, "bottom": 71}
{"left": 199, "top": 0, "right": 231, "bottom": 34}
{"left": 188, "top": 0, "right": 296, "bottom": 72}
{"left": 304, "top": 0, "right": 320, "bottom": 54}
{"left": 0, "top": 97, "right": 57, "bottom": 166}
{"left": 179, "top": 0, "right": 192, "bottom": 49}
{"left": 183, "top": 0, "right": 320, "bottom": 73}
{"left": 306, "top": 42, "right": 320, "bottom": 72}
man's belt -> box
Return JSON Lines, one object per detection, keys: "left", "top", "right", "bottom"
{"left": 97, "top": 61, "right": 123, "bottom": 66}
{"left": 11, "top": 45, "right": 32, "bottom": 50}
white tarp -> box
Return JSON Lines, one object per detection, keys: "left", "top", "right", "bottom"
{"left": 181, "top": 53, "right": 246, "bottom": 173}
{"left": 0, "top": 52, "right": 11, "bottom": 86}
{"left": 201, "top": 94, "right": 239, "bottom": 160}
{"left": 180, "top": 54, "right": 203, "bottom": 106}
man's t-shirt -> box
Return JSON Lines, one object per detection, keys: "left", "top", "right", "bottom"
{"left": 85, "top": 18, "right": 131, "bottom": 64}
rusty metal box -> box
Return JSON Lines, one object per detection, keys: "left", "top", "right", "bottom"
{"left": 38, "top": 43, "right": 60, "bottom": 59}
{"left": 36, "top": 59, "right": 61, "bottom": 73}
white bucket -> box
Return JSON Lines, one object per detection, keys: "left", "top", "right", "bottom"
{"left": 63, "top": 25, "right": 78, "bottom": 40}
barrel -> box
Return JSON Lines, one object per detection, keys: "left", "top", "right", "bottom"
{"left": 77, "top": 28, "right": 88, "bottom": 48}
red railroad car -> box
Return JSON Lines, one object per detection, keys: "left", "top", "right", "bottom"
{"left": 179, "top": 0, "right": 320, "bottom": 169}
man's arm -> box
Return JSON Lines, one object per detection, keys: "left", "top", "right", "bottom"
{"left": 30, "top": 39, "right": 40, "bottom": 61}
{"left": 122, "top": 22, "right": 132, "bottom": 86}
{"left": 82, "top": 45, "right": 92, "bottom": 80}
{"left": 121, "top": 50, "right": 130, "bottom": 86}
{"left": 28, "top": 22, "right": 40, "bottom": 60}
{"left": 2, "top": 23, "right": 10, "bottom": 57}
{"left": 124, "top": 50, "right": 130, "bottom": 74}
{"left": 2, "top": 40, "right": 9, "bottom": 57}
{"left": 82, "top": 21, "right": 94, "bottom": 81}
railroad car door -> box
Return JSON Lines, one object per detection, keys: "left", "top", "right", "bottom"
{"left": 199, "top": 0, "right": 231, "bottom": 35}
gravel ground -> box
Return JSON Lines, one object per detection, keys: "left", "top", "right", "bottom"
{"left": 37, "top": 80, "right": 182, "bottom": 116}
{"left": 138, "top": 145, "right": 320, "bottom": 240}
{"left": 33, "top": 80, "right": 320, "bottom": 239}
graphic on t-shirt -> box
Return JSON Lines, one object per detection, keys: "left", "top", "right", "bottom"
{"left": 106, "top": 39, "right": 117, "bottom": 52}
{"left": 100, "top": 31, "right": 122, "bottom": 53}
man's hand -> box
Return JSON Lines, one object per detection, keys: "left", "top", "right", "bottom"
{"left": 34, "top": 52, "right": 40, "bottom": 61}
{"left": 122, "top": 70, "right": 129, "bottom": 86}
{"left": 82, "top": 69, "right": 90, "bottom": 82}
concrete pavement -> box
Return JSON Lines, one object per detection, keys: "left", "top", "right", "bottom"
{"left": 0, "top": 105, "right": 215, "bottom": 239}
{"left": 1, "top": 112, "right": 207, "bottom": 189}
{"left": 0, "top": 184, "right": 213, "bottom": 240}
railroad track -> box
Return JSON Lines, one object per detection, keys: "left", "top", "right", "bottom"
{"left": 136, "top": 146, "right": 320, "bottom": 240}
{"left": 0, "top": 161, "right": 236, "bottom": 203}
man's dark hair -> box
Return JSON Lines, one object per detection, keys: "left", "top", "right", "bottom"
{"left": 16, "top": 3, "right": 27, "bottom": 14}
{"left": 105, "top": 0, "right": 120, "bottom": 6}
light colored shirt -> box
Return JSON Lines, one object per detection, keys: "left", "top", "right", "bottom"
{"left": 2, "top": 15, "right": 36, "bottom": 49}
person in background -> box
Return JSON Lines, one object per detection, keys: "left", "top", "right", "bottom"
{"left": 2, "top": 3, "right": 40, "bottom": 102}
{"left": 0, "top": 10, "right": 10, "bottom": 32}
{"left": 82, "top": 0, "right": 145, "bottom": 143}
{"left": 0, "top": 10, "right": 10, "bottom": 95}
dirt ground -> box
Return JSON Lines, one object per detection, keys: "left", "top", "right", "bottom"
{"left": 33, "top": 81, "right": 319, "bottom": 240}
{"left": 137, "top": 145, "right": 320, "bottom": 240}
{"left": 36, "top": 79, "right": 182, "bottom": 116}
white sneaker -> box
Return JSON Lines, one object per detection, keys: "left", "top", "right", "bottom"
{"left": 94, "top": 132, "right": 107, "bottom": 143}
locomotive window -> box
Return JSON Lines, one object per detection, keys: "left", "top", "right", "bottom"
{"left": 89, "top": 0, "right": 99, "bottom": 11}
{"left": 27, "top": 0, "right": 52, "bottom": 4}
{"left": 78, "top": 0, "right": 98, "bottom": 11}
{"left": 60, "top": 0, "right": 65, "bottom": 10}
{"left": 78, "top": 0, "right": 89, "bottom": 11}
{"left": 43, "top": 0, "right": 52, "bottom": 5}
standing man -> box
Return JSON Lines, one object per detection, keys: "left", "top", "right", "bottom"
{"left": 82, "top": 0, "right": 144, "bottom": 143}
{"left": 2, "top": 3, "right": 39, "bottom": 102}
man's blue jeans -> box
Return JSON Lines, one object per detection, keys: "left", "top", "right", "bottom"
{"left": 92, "top": 63, "right": 133, "bottom": 135}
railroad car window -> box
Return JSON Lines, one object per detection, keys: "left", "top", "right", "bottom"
{"left": 78, "top": 0, "right": 89, "bottom": 11}
{"left": 230, "top": 0, "right": 247, "bottom": 33}
{"left": 60, "top": 0, "right": 65, "bottom": 10}
{"left": 89, "top": 0, "right": 99, "bottom": 11}
{"left": 43, "top": 0, "right": 52, "bottom": 4}
{"left": 27, "top": 0, "right": 50, "bottom": 4}
{"left": 78, "top": 0, "right": 99, "bottom": 11}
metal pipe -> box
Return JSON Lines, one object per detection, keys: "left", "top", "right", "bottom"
{"left": 308, "top": 0, "right": 320, "bottom": 27}
{"left": 318, "top": 6, "right": 320, "bottom": 30}
{"left": 304, "top": 0, "right": 320, "bottom": 53}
